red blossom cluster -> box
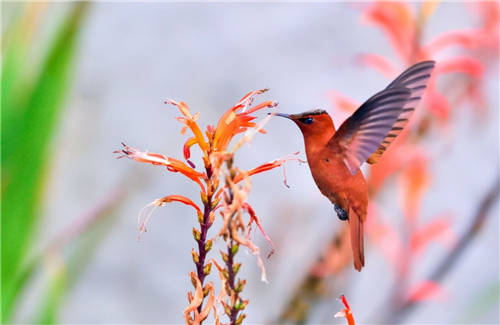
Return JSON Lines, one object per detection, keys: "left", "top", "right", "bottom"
{"left": 116, "top": 89, "right": 301, "bottom": 324}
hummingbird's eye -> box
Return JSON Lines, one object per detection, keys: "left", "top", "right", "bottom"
{"left": 299, "top": 117, "right": 314, "bottom": 124}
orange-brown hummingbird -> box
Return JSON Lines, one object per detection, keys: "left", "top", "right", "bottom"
{"left": 275, "top": 61, "right": 435, "bottom": 271}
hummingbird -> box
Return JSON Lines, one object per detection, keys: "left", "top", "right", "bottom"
{"left": 275, "top": 61, "right": 435, "bottom": 271}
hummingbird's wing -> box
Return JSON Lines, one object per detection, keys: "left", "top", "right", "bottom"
{"left": 366, "top": 60, "right": 435, "bottom": 164}
{"left": 332, "top": 87, "right": 411, "bottom": 174}
{"left": 332, "top": 61, "right": 435, "bottom": 175}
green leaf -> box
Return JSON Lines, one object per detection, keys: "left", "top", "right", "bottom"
{"left": 1, "top": 3, "right": 88, "bottom": 322}
{"left": 35, "top": 258, "right": 68, "bottom": 325}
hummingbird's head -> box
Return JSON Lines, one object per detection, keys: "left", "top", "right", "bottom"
{"left": 273, "top": 109, "right": 336, "bottom": 148}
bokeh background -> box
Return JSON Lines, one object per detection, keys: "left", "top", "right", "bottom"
{"left": 2, "top": 2, "right": 499, "bottom": 324}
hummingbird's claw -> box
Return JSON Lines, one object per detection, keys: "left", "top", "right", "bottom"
{"left": 334, "top": 204, "right": 349, "bottom": 221}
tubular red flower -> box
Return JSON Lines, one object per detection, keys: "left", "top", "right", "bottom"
{"left": 362, "top": 2, "right": 415, "bottom": 63}
{"left": 242, "top": 203, "right": 275, "bottom": 258}
{"left": 183, "top": 137, "right": 197, "bottom": 160}
{"left": 166, "top": 99, "right": 209, "bottom": 154}
{"left": 233, "top": 152, "right": 305, "bottom": 185}
{"left": 115, "top": 143, "right": 206, "bottom": 192}
{"left": 212, "top": 89, "right": 277, "bottom": 152}
{"left": 334, "top": 294, "right": 355, "bottom": 325}
{"left": 138, "top": 195, "right": 203, "bottom": 238}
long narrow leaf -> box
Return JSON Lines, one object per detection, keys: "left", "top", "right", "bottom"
{"left": 1, "top": 3, "right": 88, "bottom": 322}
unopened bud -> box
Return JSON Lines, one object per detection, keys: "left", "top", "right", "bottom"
{"left": 200, "top": 192, "right": 208, "bottom": 204}
{"left": 235, "top": 279, "right": 246, "bottom": 293}
{"left": 220, "top": 251, "right": 229, "bottom": 263}
{"left": 233, "top": 262, "right": 241, "bottom": 275}
{"left": 211, "top": 196, "right": 221, "bottom": 209}
{"left": 197, "top": 212, "right": 204, "bottom": 224}
{"left": 234, "top": 299, "right": 248, "bottom": 311}
{"left": 231, "top": 244, "right": 239, "bottom": 255}
{"left": 190, "top": 274, "right": 197, "bottom": 289}
{"left": 205, "top": 239, "right": 213, "bottom": 252}
{"left": 203, "top": 285, "right": 210, "bottom": 297}
{"left": 191, "top": 249, "right": 199, "bottom": 264}
{"left": 203, "top": 263, "right": 212, "bottom": 276}
{"left": 236, "top": 313, "right": 246, "bottom": 325}
{"left": 192, "top": 228, "right": 201, "bottom": 241}
{"left": 222, "top": 301, "right": 232, "bottom": 316}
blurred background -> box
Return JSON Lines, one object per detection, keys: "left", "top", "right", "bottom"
{"left": 2, "top": 2, "right": 498, "bottom": 324}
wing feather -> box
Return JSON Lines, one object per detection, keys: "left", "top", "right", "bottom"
{"left": 331, "top": 61, "right": 435, "bottom": 174}
{"left": 331, "top": 87, "right": 412, "bottom": 174}
{"left": 367, "top": 60, "right": 435, "bottom": 164}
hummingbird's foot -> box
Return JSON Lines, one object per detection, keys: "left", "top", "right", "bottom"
{"left": 334, "top": 204, "right": 349, "bottom": 221}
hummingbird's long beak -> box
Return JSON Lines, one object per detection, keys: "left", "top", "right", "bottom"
{"left": 269, "top": 112, "right": 292, "bottom": 119}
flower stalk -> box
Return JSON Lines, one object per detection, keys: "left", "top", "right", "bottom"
{"left": 116, "top": 89, "right": 299, "bottom": 324}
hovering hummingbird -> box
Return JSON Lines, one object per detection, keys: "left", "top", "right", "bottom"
{"left": 275, "top": 61, "right": 435, "bottom": 271}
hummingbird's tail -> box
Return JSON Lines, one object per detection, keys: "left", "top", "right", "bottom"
{"left": 349, "top": 207, "right": 365, "bottom": 271}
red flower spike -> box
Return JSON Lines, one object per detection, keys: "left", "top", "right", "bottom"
{"left": 362, "top": 2, "right": 416, "bottom": 63}
{"left": 334, "top": 294, "right": 355, "bottom": 325}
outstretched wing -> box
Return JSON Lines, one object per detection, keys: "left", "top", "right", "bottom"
{"left": 367, "top": 60, "right": 435, "bottom": 164}
{"left": 331, "top": 87, "right": 412, "bottom": 174}
{"left": 331, "top": 61, "right": 435, "bottom": 174}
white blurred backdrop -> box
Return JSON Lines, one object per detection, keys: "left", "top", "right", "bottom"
{"left": 9, "top": 2, "right": 499, "bottom": 324}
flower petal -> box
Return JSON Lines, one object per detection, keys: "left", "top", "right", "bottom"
{"left": 243, "top": 203, "right": 275, "bottom": 258}
{"left": 355, "top": 53, "right": 397, "bottom": 78}
{"left": 407, "top": 280, "right": 448, "bottom": 302}
{"left": 184, "top": 272, "right": 204, "bottom": 322}
{"left": 138, "top": 195, "right": 203, "bottom": 240}
{"left": 116, "top": 143, "right": 207, "bottom": 192}
{"left": 410, "top": 214, "right": 457, "bottom": 255}
{"left": 334, "top": 294, "right": 355, "bottom": 325}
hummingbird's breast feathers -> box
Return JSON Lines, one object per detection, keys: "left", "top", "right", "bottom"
{"left": 272, "top": 60, "right": 436, "bottom": 272}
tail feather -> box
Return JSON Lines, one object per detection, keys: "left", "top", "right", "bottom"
{"left": 349, "top": 207, "right": 365, "bottom": 271}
